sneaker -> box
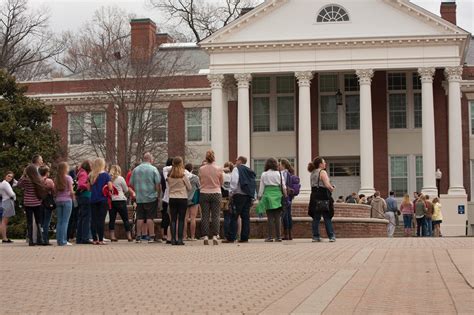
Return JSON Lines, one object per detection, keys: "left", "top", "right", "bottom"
{"left": 329, "top": 237, "right": 336, "bottom": 242}
{"left": 275, "top": 238, "right": 282, "bottom": 242}
{"left": 264, "top": 238, "right": 273, "bottom": 242}
{"left": 203, "top": 236, "right": 209, "bottom": 245}
{"left": 148, "top": 238, "right": 155, "bottom": 244}
{"left": 312, "top": 238, "right": 322, "bottom": 242}
{"left": 103, "top": 238, "right": 111, "bottom": 242}
{"left": 135, "top": 237, "right": 142, "bottom": 243}
{"left": 221, "top": 239, "right": 235, "bottom": 244}
{"left": 2, "top": 239, "right": 13, "bottom": 243}
{"left": 66, "top": 242, "right": 73, "bottom": 246}
{"left": 212, "top": 236, "right": 219, "bottom": 245}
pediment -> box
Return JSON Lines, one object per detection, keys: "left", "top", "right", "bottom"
{"left": 200, "top": 0, "right": 469, "bottom": 46}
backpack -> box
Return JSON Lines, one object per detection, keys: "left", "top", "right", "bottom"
{"left": 286, "top": 174, "right": 301, "bottom": 198}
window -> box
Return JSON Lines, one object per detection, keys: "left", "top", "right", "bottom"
{"left": 344, "top": 75, "right": 360, "bottom": 130}
{"left": 68, "top": 112, "right": 106, "bottom": 146}
{"left": 253, "top": 157, "right": 296, "bottom": 189}
{"left": 252, "top": 75, "right": 295, "bottom": 133}
{"left": 185, "top": 108, "right": 211, "bottom": 142}
{"left": 90, "top": 112, "right": 106, "bottom": 145}
{"left": 388, "top": 72, "right": 423, "bottom": 130}
{"left": 317, "top": 5, "right": 349, "bottom": 22}
{"left": 416, "top": 156, "right": 423, "bottom": 193}
{"left": 390, "top": 156, "right": 408, "bottom": 197}
{"left": 320, "top": 96, "right": 338, "bottom": 130}
{"left": 152, "top": 110, "right": 167, "bottom": 142}
{"left": 328, "top": 161, "right": 360, "bottom": 177}
{"left": 320, "top": 74, "right": 338, "bottom": 92}
{"left": 69, "top": 113, "right": 85, "bottom": 145}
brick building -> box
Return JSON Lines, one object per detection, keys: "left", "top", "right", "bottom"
{"left": 24, "top": 0, "right": 474, "bottom": 235}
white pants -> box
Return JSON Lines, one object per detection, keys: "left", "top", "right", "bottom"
{"left": 385, "top": 211, "right": 396, "bottom": 237}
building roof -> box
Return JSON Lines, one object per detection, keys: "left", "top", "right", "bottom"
{"left": 158, "top": 44, "right": 209, "bottom": 74}
{"left": 466, "top": 37, "right": 474, "bottom": 65}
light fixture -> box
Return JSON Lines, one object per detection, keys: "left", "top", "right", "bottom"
{"left": 335, "top": 89, "right": 343, "bottom": 106}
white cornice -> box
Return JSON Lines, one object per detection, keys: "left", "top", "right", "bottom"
{"left": 28, "top": 88, "right": 211, "bottom": 104}
{"left": 202, "top": 34, "right": 468, "bottom": 52}
{"left": 461, "top": 80, "right": 474, "bottom": 93}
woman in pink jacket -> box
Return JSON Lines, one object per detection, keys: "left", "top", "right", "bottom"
{"left": 400, "top": 194, "right": 414, "bottom": 237}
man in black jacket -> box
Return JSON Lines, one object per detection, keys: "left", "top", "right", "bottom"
{"left": 227, "top": 156, "right": 256, "bottom": 243}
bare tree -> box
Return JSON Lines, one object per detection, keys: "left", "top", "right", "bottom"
{"left": 0, "top": 0, "right": 65, "bottom": 80}
{"left": 150, "top": 0, "right": 261, "bottom": 42}
{"left": 56, "top": 6, "right": 193, "bottom": 171}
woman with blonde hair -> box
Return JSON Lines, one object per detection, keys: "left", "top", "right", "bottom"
{"left": 400, "top": 194, "right": 414, "bottom": 237}
{"left": 431, "top": 197, "right": 443, "bottom": 237}
{"left": 199, "top": 150, "right": 223, "bottom": 245}
{"left": 109, "top": 165, "right": 132, "bottom": 242}
{"left": 54, "top": 162, "right": 75, "bottom": 246}
{"left": 167, "top": 157, "right": 191, "bottom": 245}
{"left": 89, "top": 158, "right": 113, "bottom": 245}
{"left": 184, "top": 163, "right": 200, "bottom": 241}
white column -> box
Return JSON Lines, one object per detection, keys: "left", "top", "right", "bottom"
{"left": 208, "top": 74, "right": 225, "bottom": 166}
{"left": 295, "top": 71, "right": 313, "bottom": 193}
{"left": 234, "top": 73, "right": 252, "bottom": 164}
{"left": 356, "top": 69, "right": 375, "bottom": 196}
{"left": 445, "top": 66, "right": 466, "bottom": 195}
{"left": 221, "top": 81, "right": 230, "bottom": 163}
{"left": 418, "top": 67, "right": 438, "bottom": 197}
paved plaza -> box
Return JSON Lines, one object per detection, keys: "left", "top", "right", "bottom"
{"left": 1, "top": 238, "right": 473, "bottom": 314}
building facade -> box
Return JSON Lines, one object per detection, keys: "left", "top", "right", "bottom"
{"left": 24, "top": 0, "right": 474, "bottom": 235}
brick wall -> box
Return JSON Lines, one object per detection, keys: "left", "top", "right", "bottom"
{"left": 167, "top": 101, "right": 185, "bottom": 158}
{"left": 433, "top": 69, "right": 450, "bottom": 194}
{"left": 52, "top": 105, "right": 68, "bottom": 154}
{"left": 372, "top": 71, "right": 388, "bottom": 196}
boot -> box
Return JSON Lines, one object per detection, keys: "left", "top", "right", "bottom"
{"left": 126, "top": 231, "right": 132, "bottom": 242}
{"left": 282, "top": 229, "right": 288, "bottom": 240}
{"left": 288, "top": 229, "right": 293, "bottom": 240}
{"left": 110, "top": 230, "right": 117, "bottom": 242}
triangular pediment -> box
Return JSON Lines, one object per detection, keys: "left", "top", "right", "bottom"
{"left": 200, "top": 0, "right": 469, "bottom": 46}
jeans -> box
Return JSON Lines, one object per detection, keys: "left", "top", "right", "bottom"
{"left": 42, "top": 206, "right": 52, "bottom": 244}
{"left": 223, "top": 210, "right": 232, "bottom": 241}
{"left": 67, "top": 201, "right": 79, "bottom": 240}
{"left": 416, "top": 217, "right": 426, "bottom": 237}
{"left": 91, "top": 200, "right": 108, "bottom": 242}
{"left": 161, "top": 201, "right": 170, "bottom": 232}
{"left": 56, "top": 200, "right": 72, "bottom": 245}
{"left": 25, "top": 205, "right": 44, "bottom": 245}
{"left": 109, "top": 200, "right": 131, "bottom": 232}
{"left": 76, "top": 195, "right": 91, "bottom": 243}
{"left": 282, "top": 200, "right": 293, "bottom": 230}
{"left": 425, "top": 217, "right": 433, "bottom": 237}
{"left": 403, "top": 214, "right": 413, "bottom": 229}
{"left": 230, "top": 194, "right": 252, "bottom": 241}
{"left": 169, "top": 198, "right": 187, "bottom": 242}
{"left": 312, "top": 211, "right": 335, "bottom": 240}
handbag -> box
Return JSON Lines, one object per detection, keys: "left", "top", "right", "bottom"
{"left": 42, "top": 193, "right": 56, "bottom": 211}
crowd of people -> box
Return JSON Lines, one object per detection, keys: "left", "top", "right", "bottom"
{"left": 335, "top": 190, "right": 443, "bottom": 237}
{"left": 0, "top": 152, "right": 443, "bottom": 245}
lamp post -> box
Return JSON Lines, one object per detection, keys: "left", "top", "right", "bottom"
{"left": 435, "top": 168, "right": 442, "bottom": 197}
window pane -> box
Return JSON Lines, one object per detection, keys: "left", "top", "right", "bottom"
{"left": 416, "top": 156, "right": 423, "bottom": 193}
{"left": 321, "top": 95, "right": 338, "bottom": 130}
{"left": 389, "top": 93, "right": 407, "bottom": 129}
{"left": 277, "top": 96, "right": 294, "bottom": 131}
{"left": 328, "top": 161, "right": 360, "bottom": 176}
{"left": 413, "top": 72, "right": 422, "bottom": 90}
{"left": 252, "top": 77, "right": 270, "bottom": 94}
{"left": 344, "top": 74, "right": 359, "bottom": 92}
{"left": 186, "top": 109, "right": 202, "bottom": 141}
{"left": 391, "top": 156, "right": 408, "bottom": 196}
{"left": 69, "top": 113, "right": 85, "bottom": 145}
{"left": 345, "top": 95, "right": 360, "bottom": 130}
{"left": 152, "top": 110, "right": 167, "bottom": 142}
{"left": 320, "top": 74, "right": 338, "bottom": 92}
{"left": 277, "top": 76, "right": 294, "bottom": 93}
{"left": 414, "top": 93, "right": 422, "bottom": 128}
{"left": 252, "top": 97, "right": 270, "bottom": 132}
{"left": 91, "top": 112, "right": 105, "bottom": 144}
{"left": 388, "top": 73, "right": 407, "bottom": 91}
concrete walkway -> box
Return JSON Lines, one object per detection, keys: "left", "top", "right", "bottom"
{"left": 1, "top": 238, "right": 473, "bottom": 314}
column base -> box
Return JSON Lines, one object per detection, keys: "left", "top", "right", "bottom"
{"left": 293, "top": 190, "right": 311, "bottom": 203}
{"left": 358, "top": 187, "right": 375, "bottom": 197}
{"left": 448, "top": 187, "right": 466, "bottom": 195}
{"left": 421, "top": 187, "right": 438, "bottom": 198}
{"left": 439, "top": 194, "right": 467, "bottom": 236}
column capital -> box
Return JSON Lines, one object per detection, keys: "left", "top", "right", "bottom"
{"left": 355, "top": 69, "right": 374, "bottom": 85}
{"left": 234, "top": 73, "right": 252, "bottom": 88}
{"left": 417, "top": 67, "right": 436, "bottom": 83}
{"left": 295, "top": 71, "right": 313, "bottom": 87}
{"left": 207, "top": 74, "right": 225, "bottom": 88}
{"left": 444, "top": 66, "right": 463, "bottom": 82}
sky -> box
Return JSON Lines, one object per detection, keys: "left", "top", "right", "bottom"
{"left": 31, "top": 0, "right": 473, "bottom": 36}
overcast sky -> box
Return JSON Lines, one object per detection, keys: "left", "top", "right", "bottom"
{"left": 32, "top": 0, "right": 473, "bottom": 36}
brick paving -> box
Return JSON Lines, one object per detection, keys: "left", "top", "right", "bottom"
{"left": 1, "top": 238, "right": 473, "bottom": 314}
